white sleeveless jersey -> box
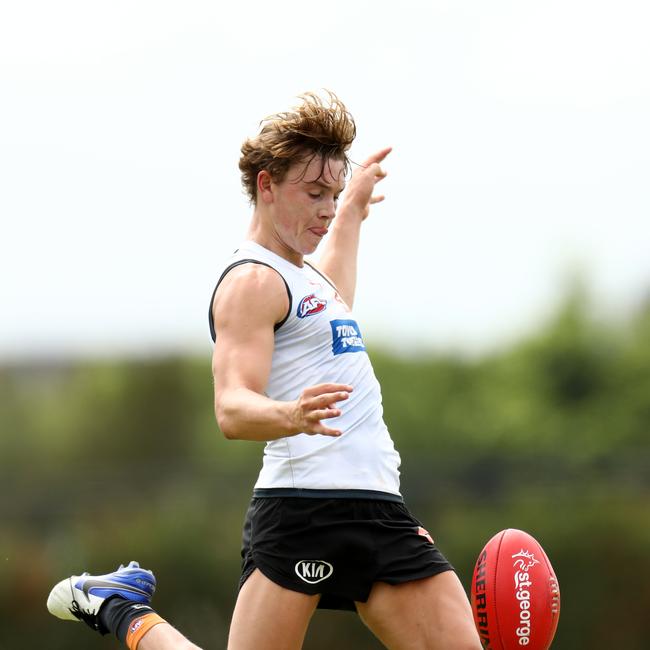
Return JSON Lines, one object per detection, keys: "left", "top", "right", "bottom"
{"left": 210, "top": 240, "right": 402, "bottom": 496}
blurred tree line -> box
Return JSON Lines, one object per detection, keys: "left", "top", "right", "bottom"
{"left": 0, "top": 287, "right": 649, "bottom": 649}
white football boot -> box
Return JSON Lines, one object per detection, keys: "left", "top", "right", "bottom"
{"left": 47, "top": 561, "right": 156, "bottom": 632}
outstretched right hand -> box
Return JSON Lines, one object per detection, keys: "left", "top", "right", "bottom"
{"left": 290, "top": 383, "right": 354, "bottom": 436}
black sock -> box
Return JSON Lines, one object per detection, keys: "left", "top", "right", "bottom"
{"left": 98, "top": 597, "right": 156, "bottom": 643}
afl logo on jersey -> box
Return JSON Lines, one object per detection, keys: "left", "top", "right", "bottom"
{"left": 297, "top": 294, "right": 327, "bottom": 318}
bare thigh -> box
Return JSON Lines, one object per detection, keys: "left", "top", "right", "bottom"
{"left": 355, "top": 571, "right": 482, "bottom": 650}
{"left": 227, "top": 569, "right": 320, "bottom": 650}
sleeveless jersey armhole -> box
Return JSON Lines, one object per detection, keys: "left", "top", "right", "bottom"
{"left": 208, "top": 259, "right": 293, "bottom": 342}
{"left": 303, "top": 260, "right": 340, "bottom": 293}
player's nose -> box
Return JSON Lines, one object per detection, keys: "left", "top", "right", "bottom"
{"left": 320, "top": 196, "right": 337, "bottom": 219}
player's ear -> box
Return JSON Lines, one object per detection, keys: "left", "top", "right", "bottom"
{"left": 257, "top": 170, "right": 274, "bottom": 204}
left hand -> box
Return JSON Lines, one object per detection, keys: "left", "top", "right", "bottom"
{"left": 341, "top": 147, "right": 392, "bottom": 221}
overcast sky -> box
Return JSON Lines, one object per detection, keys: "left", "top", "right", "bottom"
{"left": 2, "top": 0, "right": 649, "bottom": 359}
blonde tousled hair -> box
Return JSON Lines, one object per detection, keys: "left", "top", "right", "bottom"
{"left": 239, "top": 90, "right": 356, "bottom": 203}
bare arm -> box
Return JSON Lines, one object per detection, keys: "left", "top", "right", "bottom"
{"left": 317, "top": 147, "right": 391, "bottom": 307}
{"left": 212, "top": 264, "right": 352, "bottom": 441}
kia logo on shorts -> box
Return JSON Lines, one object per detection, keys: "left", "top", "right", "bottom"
{"left": 294, "top": 560, "right": 334, "bottom": 584}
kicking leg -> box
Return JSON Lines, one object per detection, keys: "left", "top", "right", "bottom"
{"left": 47, "top": 561, "right": 201, "bottom": 649}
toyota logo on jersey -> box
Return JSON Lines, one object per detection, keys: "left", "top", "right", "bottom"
{"left": 297, "top": 294, "right": 327, "bottom": 318}
{"left": 330, "top": 319, "right": 366, "bottom": 355}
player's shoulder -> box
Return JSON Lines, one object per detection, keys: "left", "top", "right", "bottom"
{"left": 218, "top": 259, "right": 286, "bottom": 294}
{"left": 213, "top": 261, "right": 289, "bottom": 323}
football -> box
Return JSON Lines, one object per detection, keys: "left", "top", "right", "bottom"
{"left": 471, "top": 528, "right": 560, "bottom": 649}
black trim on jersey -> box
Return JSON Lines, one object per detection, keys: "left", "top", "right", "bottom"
{"left": 304, "top": 260, "right": 340, "bottom": 293}
{"left": 252, "top": 487, "right": 403, "bottom": 503}
{"left": 208, "top": 259, "right": 293, "bottom": 342}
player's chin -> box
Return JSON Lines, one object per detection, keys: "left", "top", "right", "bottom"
{"left": 300, "top": 237, "right": 322, "bottom": 255}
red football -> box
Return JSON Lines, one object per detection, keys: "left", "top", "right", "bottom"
{"left": 471, "top": 529, "right": 560, "bottom": 649}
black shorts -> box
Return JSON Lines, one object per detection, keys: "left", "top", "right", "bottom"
{"left": 239, "top": 493, "right": 454, "bottom": 611}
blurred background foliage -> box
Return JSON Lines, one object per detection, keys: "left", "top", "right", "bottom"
{"left": 1, "top": 287, "right": 649, "bottom": 649}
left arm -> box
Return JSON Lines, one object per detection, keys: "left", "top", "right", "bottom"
{"left": 317, "top": 147, "right": 391, "bottom": 308}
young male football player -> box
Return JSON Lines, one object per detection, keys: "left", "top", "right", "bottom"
{"left": 48, "top": 91, "right": 482, "bottom": 650}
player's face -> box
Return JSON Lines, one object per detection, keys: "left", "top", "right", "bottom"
{"left": 270, "top": 155, "right": 346, "bottom": 258}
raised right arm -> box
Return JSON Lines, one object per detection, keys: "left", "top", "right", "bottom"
{"left": 211, "top": 263, "right": 352, "bottom": 441}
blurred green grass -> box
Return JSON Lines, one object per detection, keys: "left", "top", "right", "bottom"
{"left": 1, "top": 288, "right": 648, "bottom": 648}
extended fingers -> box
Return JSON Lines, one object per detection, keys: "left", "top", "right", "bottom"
{"left": 315, "top": 390, "right": 351, "bottom": 407}
{"left": 368, "top": 162, "right": 388, "bottom": 180}
{"left": 297, "top": 386, "right": 352, "bottom": 436}
{"left": 311, "top": 422, "right": 343, "bottom": 437}
{"left": 304, "top": 391, "right": 349, "bottom": 419}
{"left": 311, "top": 409, "right": 341, "bottom": 436}
{"left": 302, "top": 403, "right": 344, "bottom": 436}
{"left": 362, "top": 146, "right": 392, "bottom": 167}
{"left": 304, "top": 383, "right": 353, "bottom": 397}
